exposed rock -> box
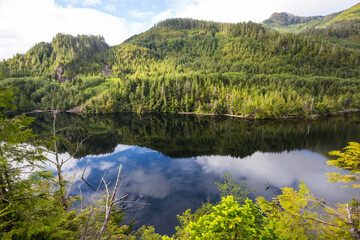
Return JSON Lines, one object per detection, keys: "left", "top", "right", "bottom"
{"left": 54, "top": 66, "right": 77, "bottom": 82}
{"left": 101, "top": 64, "right": 113, "bottom": 76}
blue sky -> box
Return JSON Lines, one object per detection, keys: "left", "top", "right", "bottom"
{"left": 0, "top": 0, "right": 359, "bottom": 60}
{"left": 54, "top": 0, "right": 176, "bottom": 22}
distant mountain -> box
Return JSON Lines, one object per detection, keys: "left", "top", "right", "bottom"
{"left": 2, "top": 3, "right": 359, "bottom": 81}
{"left": 263, "top": 12, "right": 323, "bottom": 26}
{"left": 263, "top": 2, "right": 360, "bottom": 35}
{"left": 0, "top": 4, "right": 359, "bottom": 118}
{"left": 0, "top": 34, "right": 108, "bottom": 81}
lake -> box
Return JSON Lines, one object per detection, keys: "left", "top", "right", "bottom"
{"left": 30, "top": 112, "right": 360, "bottom": 235}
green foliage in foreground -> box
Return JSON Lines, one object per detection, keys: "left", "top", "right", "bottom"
{"left": 0, "top": 88, "right": 138, "bottom": 239}
{"left": 215, "top": 173, "right": 255, "bottom": 204}
{"left": 141, "top": 142, "right": 360, "bottom": 240}
{"left": 2, "top": 88, "right": 360, "bottom": 239}
{"left": 170, "top": 196, "right": 276, "bottom": 239}
{"left": 327, "top": 142, "right": 360, "bottom": 188}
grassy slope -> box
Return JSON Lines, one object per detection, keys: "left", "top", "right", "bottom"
{"left": 320, "top": 2, "right": 360, "bottom": 27}
{"left": 263, "top": 3, "right": 360, "bottom": 33}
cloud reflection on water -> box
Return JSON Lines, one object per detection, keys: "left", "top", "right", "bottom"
{"left": 47, "top": 143, "right": 358, "bottom": 235}
{"left": 126, "top": 170, "right": 170, "bottom": 199}
{"left": 57, "top": 144, "right": 356, "bottom": 204}
{"left": 195, "top": 150, "right": 356, "bottom": 203}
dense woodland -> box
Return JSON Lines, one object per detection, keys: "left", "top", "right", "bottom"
{"left": 1, "top": 3, "right": 360, "bottom": 237}
{"left": 0, "top": 3, "right": 360, "bottom": 118}
{"left": 1, "top": 86, "right": 360, "bottom": 239}
{"left": 30, "top": 112, "right": 360, "bottom": 159}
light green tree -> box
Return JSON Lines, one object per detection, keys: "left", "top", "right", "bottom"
{"left": 257, "top": 142, "right": 360, "bottom": 240}
{"left": 327, "top": 142, "right": 360, "bottom": 188}
{"left": 169, "top": 196, "right": 276, "bottom": 240}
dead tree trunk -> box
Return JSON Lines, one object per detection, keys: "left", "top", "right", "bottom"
{"left": 98, "top": 164, "right": 128, "bottom": 239}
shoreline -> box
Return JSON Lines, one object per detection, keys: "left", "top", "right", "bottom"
{"left": 178, "top": 109, "right": 360, "bottom": 120}
{"left": 14, "top": 109, "right": 84, "bottom": 115}
{"left": 16, "top": 108, "right": 360, "bottom": 120}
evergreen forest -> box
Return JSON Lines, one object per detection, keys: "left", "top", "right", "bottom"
{"left": 2, "top": 2, "right": 360, "bottom": 239}
{"left": 1, "top": 88, "right": 360, "bottom": 239}
{"left": 0, "top": 3, "right": 359, "bottom": 118}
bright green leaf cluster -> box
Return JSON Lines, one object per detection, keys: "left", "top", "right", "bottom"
{"left": 327, "top": 142, "right": 360, "bottom": 188}
{"left": 170, "top": 196, "right": 276, "bottom": 240}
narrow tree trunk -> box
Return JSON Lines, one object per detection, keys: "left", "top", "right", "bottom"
{"left": 53, "top": 111, "right": 68, "bottom": 209}
{"left": 347, "top": 204, "right": 359, "bottom": 240}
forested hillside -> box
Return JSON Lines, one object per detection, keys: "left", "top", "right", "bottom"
{"left": 263, "top": 3, "right": 360, "bottom": 33}
{"left": 0, "top": 3, "right": 359, "bottom": 118}
{"left": 2, "top": 3, "right": 360, "bottom": 239}
{"left": 0, "top": 34, "right": 108, "bottom": 81}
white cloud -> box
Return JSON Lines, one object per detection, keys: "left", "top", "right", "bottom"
{"left": 152, "top": 9, "right": 174, "bottom": 24}
{"left": 1, "top": 0, "right": 358, "bottom": 60}
{"left": 105, "top": 4, "right": 116, "bottom": 12}
{"left": 61, "top": 0, "right": 101, "bottom": 6}
{"left": 195, "top": 151, "right": 356, "bottom": 203}
{"left": 98, "top": 161, "right": 116, "bottom": 170}
{"left": 87, "top": 144, "right": 135, "bottom": 158}
{"left": 45, "top": 152, "right": 78, "bottom": 171}
{"left": 175, "top": 0, "right": 360, "bottom": 23}
{"left": 42, "top": 151, "right": 91, "bottom": 183}
{"left": 129, "top": 10, "right": 154, "bottom": 19}
{"left": 82, "top": 0, "right": 101, "bottom": 6}
{"left": 127, "top": 170, "right": 170, "bottom": 199}
{"left": 0, "top": 0, "right": 135, "bottom": 59}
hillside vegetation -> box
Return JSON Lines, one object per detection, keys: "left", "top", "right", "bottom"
{"left": 263, "top": 3, "right": 360, "bottom": 32}
{"left": 2, "top": 95, "right": 360, "bottom": 239}
{"left": 0, "top": 3, "right": 360, "bottom": 118}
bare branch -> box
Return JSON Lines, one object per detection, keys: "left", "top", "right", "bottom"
{"left": 81, "top": 159, "right": 90, "bottom": 179}
{"left": 63, "top": 135, "right": 90, "bottom": 164}
{"left": 102, "top": 177, "right": 110, "bottom": 217}
{"left": 65, "top": 170, "right": 78, "bottom": 198}
{"left": 309, "top": 193, "right": 348, "bottom": 222}
{"left": 110, "top": 164, "right": 123, "bottom": 205}
{"left": 56, "top": 119, "right": 79, "bottom": 133}
{"left": 81, "top": 178, "right": 105, "bottom": 240}
{"left": 45, "top": 158, "right": 57, "bottom": 165}
{"left": 81, "top": 159, "right": 96, "bottom": 191}
{"left": 280, "top": 208, "right": 350, "bottom": 232}
{"left": 113, "top": 194, "right": 129, "bottom": 205}
{"left": 347, "top": 203, "right": 352, "bottom": 222}
{"left": 98, "top": 164, "right": 127, "bottom": 239}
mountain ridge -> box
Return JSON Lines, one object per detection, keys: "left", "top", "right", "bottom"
{"left": 263, "top": 12, "right": 324, "bottom": 26}
{"left": 263, "top": 2, "right": 360, "bottom": 33}
{"left": 0, "top": 3, "right": 359, "bottom": 119}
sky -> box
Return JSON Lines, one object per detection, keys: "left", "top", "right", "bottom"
{"left": 0, "top": 0, "right": 359, "bottom": 60}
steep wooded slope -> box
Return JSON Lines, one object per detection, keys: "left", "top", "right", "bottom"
{"left": 0, "top": 5, "right": 359, "bottom": 118}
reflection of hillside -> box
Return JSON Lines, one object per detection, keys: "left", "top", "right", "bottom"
{"left": 30, "top": 113, "right": 360, "bottom": 158}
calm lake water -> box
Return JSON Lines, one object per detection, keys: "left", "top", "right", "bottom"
{"left": 31, "top": 112, "right": 360, "bottom": 235}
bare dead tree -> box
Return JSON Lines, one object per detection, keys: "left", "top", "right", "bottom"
{"left": 98, "top": 164, "right": 128, "bottom": 239}
{"left": 78, "top": 163, "right": 129, "bottom": 240}
{"left": 80, "top": 174, "right": 104, "bottom": 240}
{"left": 45, "top": 110, "right": 90, "bottom": 209}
